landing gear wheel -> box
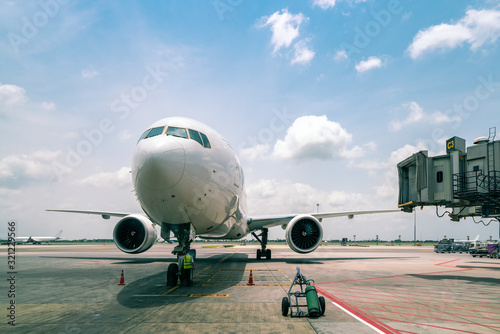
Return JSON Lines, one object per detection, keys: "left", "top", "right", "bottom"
{"left": 256, "top": 249, "right": 262, "bottom": 260}
{"left": 166, "top": 263, "right": 178, "bottom": 286}
{"left": 319, "top": 296, "right": 326, "bottom": 316}
{"left": 266, "top": 249, "right": 271, "bottom": 260}
{"left": 281, "top": 297, "right": 290, "bottom": 316}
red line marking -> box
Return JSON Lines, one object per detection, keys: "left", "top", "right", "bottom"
{"left": 331, "top": 296, "right": 500, "bottom": 313}
{"left": 332, "top": 283, "right": 500, "bottom": 295}
{"left": 316, "top": 286, "right": 401, "bottom": 334}
{"left": 319, "top": 288, "right": 500, "bottom": 305}
{"left": 316, "top": 267, "right": 473, "bottom": 285}
{"left": 340, "top": 299, "right": 500, "bottom": 317}
{"left": 358, "top": 306, "right": 500, "bottom": 328}
{"left": 374, "top": 316, "right": 483, "bottom": 334}
{"left": 321, "top": 285, "right": 500, "bottom": 301}
{"left": 436, "top": 259, "right": 462, "bottom": 267}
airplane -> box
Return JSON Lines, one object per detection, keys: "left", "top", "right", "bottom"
{"left": 455, "top": 235, "right": 479, "bottom": 243}
{"left": 48, "top": 117, "right": 400, "bottom": 285}
{"left": 14, "top": 230, "right": 63, "bottom": 244}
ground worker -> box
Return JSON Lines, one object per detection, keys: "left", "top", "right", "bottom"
{"left": 178, "top": 251, "right": 194, "bottom": 286}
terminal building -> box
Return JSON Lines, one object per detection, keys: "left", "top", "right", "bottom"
{"left": 398, "top": 128, "right": 500, "bottom": 221}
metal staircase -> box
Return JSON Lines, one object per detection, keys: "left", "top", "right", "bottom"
{"left": 453, "top": 127, "right": 500, "bottom": 216}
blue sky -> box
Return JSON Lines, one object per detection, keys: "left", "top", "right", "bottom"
{"left": 1, "top": 0, "right": 500, "bottom": 241}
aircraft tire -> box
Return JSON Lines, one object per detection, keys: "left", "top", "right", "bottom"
{"left": 256, "top": 249, "right": 261, "bottom": 260}
{"left": 281, "top": 297, "right": 289, "bottom": 316}
{"left": 266, "top": 249, "right": 271, "bottom": 260}
{"left": 167, "top": 263, "right": 178, "bottom": 286}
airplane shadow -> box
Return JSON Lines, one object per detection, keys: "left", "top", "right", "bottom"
{"left": 40, "top": 255, "right": 175, "bottom": 265}
{"left": 408, "top": 274, "right": 500, "bottom": 285}
{"left": 257, "top": 256, "right": 417, "bottom": 265}
{"left": 117, "top": 252, "right": 250, "bottom": 309}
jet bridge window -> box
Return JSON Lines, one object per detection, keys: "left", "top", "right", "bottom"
{"left": 436, "top": 171, "right": 443, "bottom": 183}
{"left": 188, "top": 129, "right": 203, "bottom": 146}
{"left": 166, "top": 126, "right": 188, "bottom": 139}
{"left": 145, "top": 126, "right": 164, "bottom": 139}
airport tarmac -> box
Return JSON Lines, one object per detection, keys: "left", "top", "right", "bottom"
{"left": 1, "top": 243, "right": 499, "bottom": 333}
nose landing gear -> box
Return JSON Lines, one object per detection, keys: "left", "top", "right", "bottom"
{"left": 252, "top": 228, "right": 271, "bottom": 260}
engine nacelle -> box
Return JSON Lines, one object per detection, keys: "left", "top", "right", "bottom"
{"left": 285, "top": 215, "right": 323, "bottom": 254}
{"left": 113, "top": 214, "right": 157, "bottom": 254}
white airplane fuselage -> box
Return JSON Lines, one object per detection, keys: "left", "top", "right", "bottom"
{"left": 132, "top": 117, "right": 249, "bottom": 240}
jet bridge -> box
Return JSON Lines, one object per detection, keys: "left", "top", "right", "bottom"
{"left": 398, "top": 128, "right": 500, "bottom": 221}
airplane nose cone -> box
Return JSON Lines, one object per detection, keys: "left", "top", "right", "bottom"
{"left": 134, "top": 137, "right": 186, "bottom": 190}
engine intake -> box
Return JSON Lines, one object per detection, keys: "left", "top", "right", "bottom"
{"left": 285, "top": 215, "right": 323, "bottom": 254}
{"left": 113, "top": 214, "right": 157, "bottom": 254}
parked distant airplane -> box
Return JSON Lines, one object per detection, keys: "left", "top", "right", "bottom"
{"left": 456, "top": 235, "right": 479, "bottom": 243}
{"left": 49, "top": 117, "right": 399, "bottom": 285}
{"left": 15, "top": 230, "right": 63, "bottom": 244}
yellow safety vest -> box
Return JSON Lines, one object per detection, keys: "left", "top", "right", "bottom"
{"left": 183, "top": 254, "right": 193, "bottom": 269}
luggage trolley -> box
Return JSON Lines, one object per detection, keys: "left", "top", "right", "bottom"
{"left": 281, "top": 267, "right": 325, "bottom": 317}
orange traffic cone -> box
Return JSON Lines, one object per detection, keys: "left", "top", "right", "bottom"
{"left": 118, "top": 269, "right": 126, "bottom": 286}
{"left": 247, "top": 270, "right": 255, "bottom": 286}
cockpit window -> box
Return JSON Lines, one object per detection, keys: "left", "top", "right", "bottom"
{"left": 138, "top": 129, "right": 151, "bottom": 143}
{"left": 145, "top": 126, "right": 164, "bottom": 138}
{"left": 166, "top": 126, "right": 188, "bottom": 139}
{"left": 188, "top": 129, "right": 203, "bottom": 146}
{"left": 200, "top": 132, "right": 211, "bottom": 148}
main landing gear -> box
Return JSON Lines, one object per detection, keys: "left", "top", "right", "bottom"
{"left": 252, "top": 228, "right": 271, "bottom": 260}
{"left": 166, "top": 248, "right": 197, "bottom": 287}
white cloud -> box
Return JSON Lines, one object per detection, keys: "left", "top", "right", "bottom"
{"left": 41, "top": 101, "right": 56, "bottom": 110}
{"left": 0, "top": 150, "right": 62, "bottom": 186}
{"left": 291, "top": 39, "right": 315, "bottom": 65}
{"left": 389, "top": 101, "right": 461, "bottom": 132}
{"left": 247, "top": 178, "right": 371, "bottom": 215}
{"left": 355, "top": 56, "right": 383, "bottom": 73}
{"left": 334, "top": 49, "right": 348, "bottom": 62}
{"left": 0, "top": 83, "right": 27, "bottom": 106}
{"left": 74, "top": 167, "right": 131, "bottom": 188}
{"left": 272, "top": 115, "right": 363, "bottom": 161}
{"left": 81, "top": 69, "right": 100, "bottom": 79}
{"left": 240, "top": 144, "right": 271, "bottom": 162}
{"left": 408, "top": 9, "right": 500, "bottom": 59}
{"left": 313, "top": 0, "right": 337, "bottom": 10}
{"left": 258, "top": 9, "right": 306, "bottom": 54}
{"left": 389, "top": 101, "right": 424, "bottom": 131}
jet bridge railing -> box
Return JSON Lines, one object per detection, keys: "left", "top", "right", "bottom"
{"left": 453, "top": 170, "right": 489, "bottom": 200}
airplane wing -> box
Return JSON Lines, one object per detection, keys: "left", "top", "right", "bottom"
{"left": 46, "top": 209, "right": 130, "bottom": 220}
{"left": 247, "top": 209, "right": 400, "bottom": 231}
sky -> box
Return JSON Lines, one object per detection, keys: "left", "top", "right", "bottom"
{"left": 1, "top": 0, "right": 500, "bottom": 242}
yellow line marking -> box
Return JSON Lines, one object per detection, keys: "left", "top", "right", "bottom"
{"left": 160, "top": 285, "right": 180, "bottom": 296}
{"left": 136, "top": 293, "right": 229, "bottom": 298}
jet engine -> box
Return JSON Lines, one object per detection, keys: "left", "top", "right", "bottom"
{"left": 113, "top": 214, "right": 157, "bottom": 254}
{"left": 285, "top": 215, "right": 323, "bottom": 254}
